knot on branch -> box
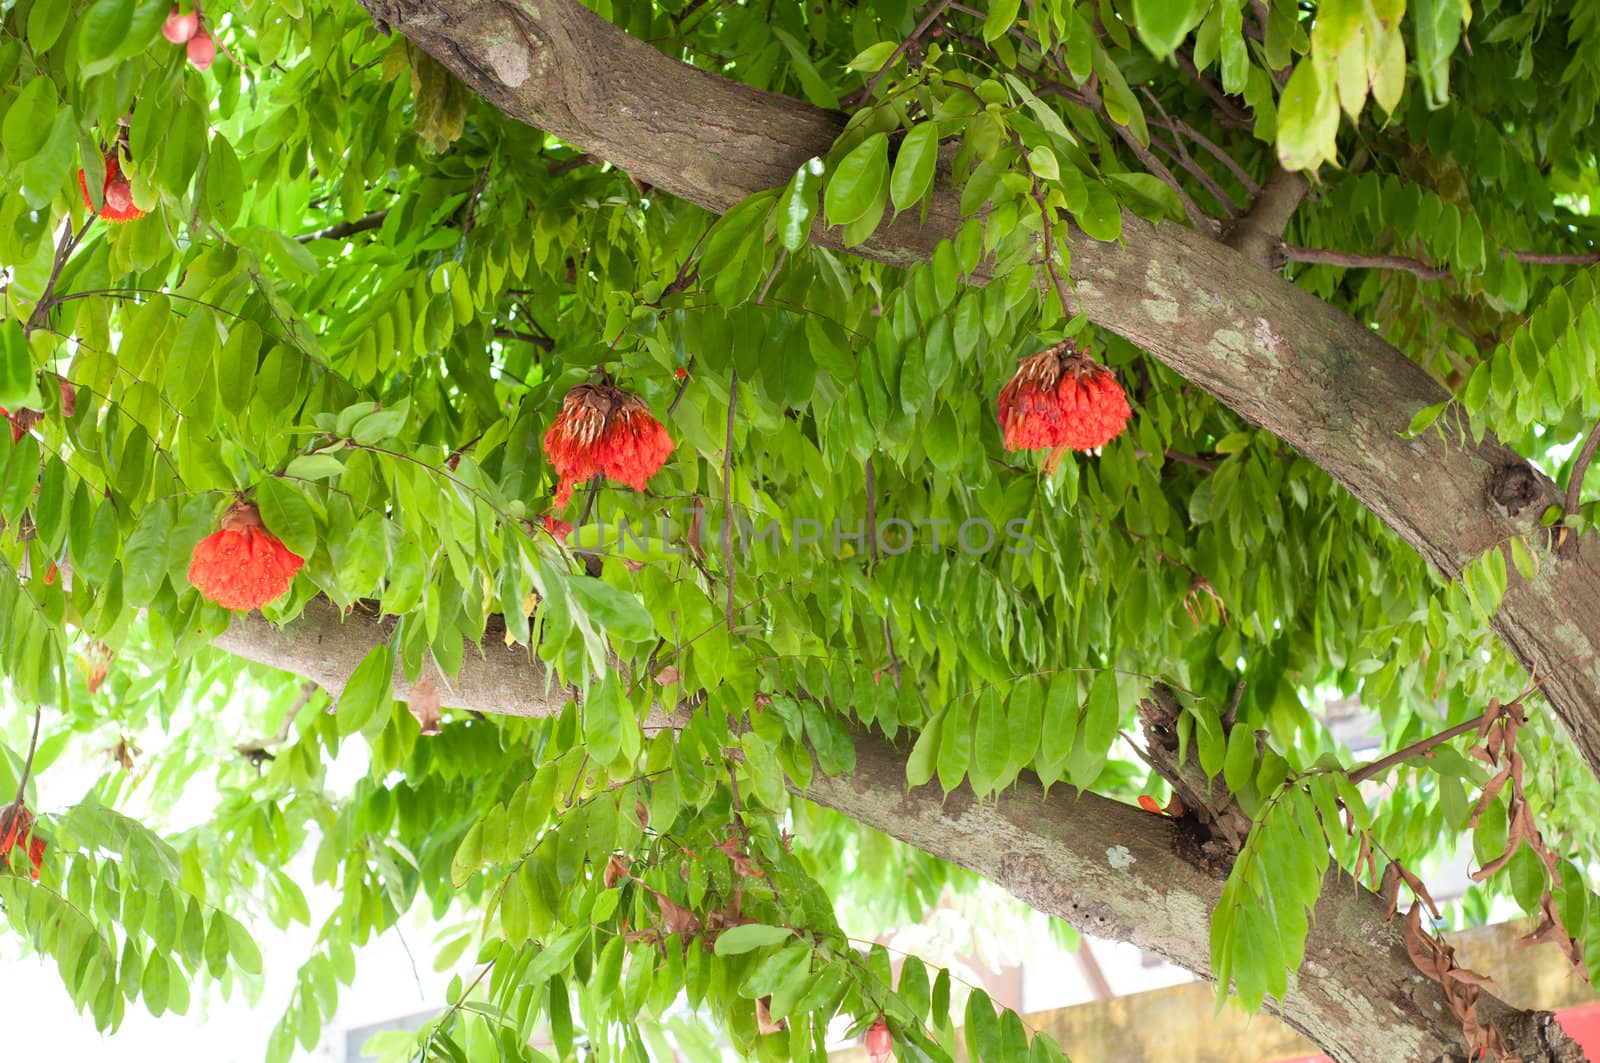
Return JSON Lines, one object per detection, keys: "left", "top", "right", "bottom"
{"left": 1489, "top": 464, "right": 1540, "bottom": 518}
{"left": 1137, "top": 683, "right": 1251, "bottom": 856}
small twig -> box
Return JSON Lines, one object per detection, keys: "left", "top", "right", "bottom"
{"left": 25, "top": 216, "right": 94, "bottom": 335}
{"left": 1171, "top": 50, "right": 1253, "bottom": 128}
{"left": 667, "top": 357, "right": 697, "bottom": 417}
{"left": 1148, "top": 131, "right": 1239, "bottom": 217}
{"left": 236, "top": 681, "right": 317, "bottom": 761}
{"left": 297, "top": 209, "right": 390, "bottom": 243}
{"left": 1509, "top": 250, "right": 1600, "bottom": 266}
{"left": 755, "top": 249, "right": 787, "bottom": 306}
{"left": 1010, "top": 131, "right": 1075, "bottom": 320}
{"left": 1080, "top": 82, "right": 1214, "bottom": 233}
{"left": 726, "top": 762, "right": 748, "bottom": 841}
{"left": 865, "top": 458, "right": 901, "bottom": 687}
{"left": 460, "top": 151, "right": 496, "bottom": 238}
{"left": 1162, "top": 448, "right": 1219, "bottom": 472}
{"left": 1283, "top": 245, "right": 1450, "bottom": 281}
{"left": 722, "top": 367, "right": 739, "bottom": 633}
{"left": 1221, "top": 680, "right": 1246, "bottom": 729}
{"left": 1563, "top": 417, "right": 1600, "bottom": 521}
{"left": 1141, "top": 88, "right": 1239, "bottom": 217}
{"left": 1284, "top": 244, "right": 1599, "bottom": 280}
{"left": 1160, "top": 117, "right": 1260, "bottom": 196}
{"left": 10, "top": 705, "right": 43, "bottom": 811}
{"left": 843, "top": 0, "right": 954, "bottom": 109}
{"left": 1347, "top": 712, "right": 1488, "bottom": 786}
{"left": 493, "top": 327, "right": 555, "bottom": 351}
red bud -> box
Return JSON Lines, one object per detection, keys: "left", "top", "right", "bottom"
{"left": 187, "top": 28, "right": 216, "bottom": 71}
{"left": 103, "top": 177, "right": 133, "bottom": 212}
{"left": 163, "top": 5, "right": 199, "bottom": 43}
{"left": 865, "top": 1018, "right": 892, "bottom": 1062}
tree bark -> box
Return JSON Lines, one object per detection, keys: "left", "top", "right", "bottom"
{"left": 356, "top": 0, "right": 1600, "bottom": 787}
{"left": 210, "top": 601, "right": 1583, "bottom": 1063}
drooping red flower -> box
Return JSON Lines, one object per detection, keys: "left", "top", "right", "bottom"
{"left": 0, "top": 804, "right": 45, "bottom": 881}
{"left": 542, "top": 383, "right": 674, "bottom": 507}
{"left": 996, "top": 343, "right": 1131, "bottom": 453}
{"left": 865, "top": 1018, "right": 892, "bottom": 1063}
{"left": 188, "top": 500, "right": 305, "bottom": 611}
{"left": 78, "top": 154, "right": 145, "bottom": 223}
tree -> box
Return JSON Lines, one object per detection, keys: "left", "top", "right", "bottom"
{"left": 2, "top": 0, "right": 1599, "bottom": 1059}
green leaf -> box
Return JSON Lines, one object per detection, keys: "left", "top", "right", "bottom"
{"left": 284, "top": 454, "right": 346, "bottom": 482}
{"left": 78, "top": 0, "right": 136, "bottom": 67}
{"left": 770, "top": 26, "right": 841, "bottom": 108}
{"left": 1276, "top": 61, "right": 1339, "bottom": 171}
{"left": 846, "top": 41, "right": 899, "bottom": 73}
{"left": 27, "top": 0, "right": 72, "bottom": 52}
{"left": 1404, "top": 400, "right": 1450, "bottom": 437}
{"left": 890, "top": 124, "right": 940, "bottom": 214}
{"left": 1132, "top": 0, "right": 1205, "bottom": 58}
{"left": 1223, "top": 725, "right": 1256, "bottom": 794}
{"left": 569, "top": 577, "right": 655, "bottom": 642}
{"left": 336, "top": 644, "right": 394, "bottom": 736}
{"left": 777, "top": 159, "right": 823, "bottom": 252}
{"left": 254, "top": 477, "right": 318, "bottom": 560}
{"left": 713, "top": 923, "right": 794, "bottom": 956}
{"left": 1, "top": 75, "right": 58, "bottom": 166}
{"left": 206, "top": 134, "right": 246, "bottom": 227}
{"left": 0, "top": 320, "right": 32, "bottom": 407}
{"left": 824, "top": 133, "right": 890, "bottom": 229}
{"left": 1413, "top": 0, "right": 1465, "bottom": 107}
{"left": 983, "top": 0, "right": 1021, "bottom": 43}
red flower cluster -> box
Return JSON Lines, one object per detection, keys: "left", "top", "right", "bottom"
{"left": 188, "top": 500, "right": 305, "bottom": 611}
{"left": 78, "top": 154, "right": 144, "bottom": 223}
{"left": 542, "top": 383, "right": 674, "bottom": 507}
{"left": 0, "top": 804, "right": 45, "bottom": 881}
{"left": 996, "top": 344, "right": 1131, "bottom": 452}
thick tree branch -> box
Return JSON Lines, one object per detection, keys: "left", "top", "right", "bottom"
{"left": 206, "top": 600, "right": 1582, "bottom": 1063}
{"left": 1225, "top": 166, "right": 1309, "bottom": 267}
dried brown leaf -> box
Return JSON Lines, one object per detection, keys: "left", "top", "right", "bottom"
{"left": 407, "top": 677, "right": 443, "bottom": 736}
{"left": 755, "top": 996, "right": 784, "bottom": 1035}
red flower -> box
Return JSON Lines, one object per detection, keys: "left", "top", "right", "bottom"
{"left": 78, "top": 154, "right": 145, "bottom": 223}
{"left": 865, "top": 1018, "right": 892, "bottom": 1063}
{"left": 543, "top": 514, "right": 573, "bottom": 544}
{"left": 188, "top": 500, "right": 305, "bottom": 611}
{"left": 542, "top": 383, "right": 674, "bottom": 507}
{"left": 0, "top": 804, "right": 45, "bottom": 881}
{"left": 996, "top": 343, "right": 1131, "bottom": 453}
{"left": 674, "top": 366, "right": 688, "bottom": 380}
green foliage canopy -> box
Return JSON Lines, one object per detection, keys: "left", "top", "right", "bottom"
{"left": 2, "top": 0, "right": 1600, "bottom": 1060}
